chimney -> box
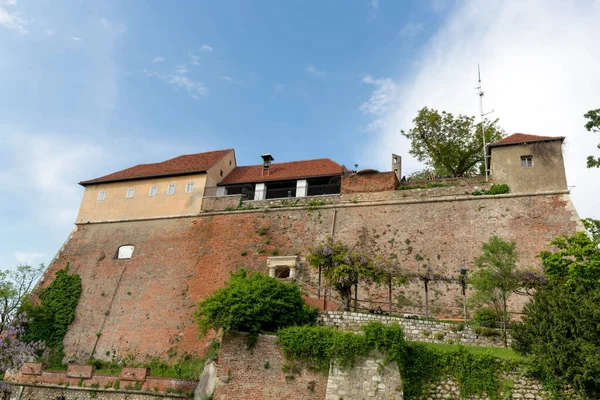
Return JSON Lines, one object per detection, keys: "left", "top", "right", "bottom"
{"left": 261, "top": 153, "right": 275, "bottom": 176}
{"left": 392, "top": 154, "right": 402, "bottom": 181}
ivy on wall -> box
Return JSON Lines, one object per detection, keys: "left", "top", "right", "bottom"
{"left": 22, "top": 264, "right": 82, "bottom": 350}
{"left": 277, "top": 322, "right": 510, "bottom": 400}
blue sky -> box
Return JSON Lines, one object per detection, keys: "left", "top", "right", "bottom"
{"left": 1, "top": 0, "right": 599, "bottom": 269}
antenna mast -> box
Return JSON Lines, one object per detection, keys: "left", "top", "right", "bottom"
{"left": 477, "top": 65, "right": 493, "bottom": 181}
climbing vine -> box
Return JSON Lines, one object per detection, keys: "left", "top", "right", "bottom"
{"left": 22, "top": 264, "right": 82, "bottom": 350}
{"left": 277, "top": 322, "right": 509, "bottom": 400}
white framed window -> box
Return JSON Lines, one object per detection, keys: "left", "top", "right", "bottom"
{"left": 167, "top": 184, "right": 176, "bottom": 195}
{"left": 97, "top": 190, "right": 106, "bottom": 201}
{"left": 149, "top": 185, "right": 158, "bottom": 197}
{"left": 521, "top": 155, "right": 533, "bottom": 168}
{"left": 126, "top": 188, "right": 135, "bottom": 198}
{"left": 117, "top": 245, "right": 134, "bottom": 259}
{"left": 185, "top": 182, "right": 195, "bottom": 193}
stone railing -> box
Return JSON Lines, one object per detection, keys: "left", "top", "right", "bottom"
{"left": 319, "top": 311, "right": 511, "bottom": 348}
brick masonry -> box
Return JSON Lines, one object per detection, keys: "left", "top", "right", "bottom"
{"left": 8, "top": 386, "right": 189, "bottom": 400}
{"left": 319, "top": 311, "right": 510, "bottom": 347}
{"left": 341, "top": 172, "right": 399, "bottom": 194}
{"left": 212, "top": 333, "right": 327, "bottom": 400}
{"left": 39, "top": 191, "right": 580, "bottom": 361}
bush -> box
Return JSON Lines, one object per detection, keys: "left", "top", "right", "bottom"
{"left": 196, "top": 269, "right": 318, "bottom": 345}
{"left": 473, "top": 326, "right": 501, "bottom": 337}
{"left": 472, "top": 184, "right": 509, "bottom": 196}
{"left": 472, "top": 308, "right": 501, "bottom": 329}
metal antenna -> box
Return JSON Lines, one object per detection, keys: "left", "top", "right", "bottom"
{"left": 476, "top": 65, "right": 494, "bottom": 181}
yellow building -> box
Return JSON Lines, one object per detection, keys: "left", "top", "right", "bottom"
{"left": 77, "top": 149, "right": 236, "bottom": 223}
{"left": 488, "top": 133, "right": 567, "bottom": 193}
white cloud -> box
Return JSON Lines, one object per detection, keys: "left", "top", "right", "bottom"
{"left": 174, "top": 64, "right": 188, "bottom": 75}
{"left": 100, "top": 17, "right": 125, "bottom": 33}
{"left": 306, "top": 65, "right": 325, "bottom": 77}
{"left": 0, "top": 6, "right": 27, "bottom": 34}
{"left": 360, "top": 75, "right": 401, "bottom": 118}
{"left": 399, "top": 22, "right": 424, "bottom": 37}
{"left": 219, "top": 76, "right": 233, "bottom": 82}
{"left": 152, "top": 56, "right": 164, "bottom": 63}
{"left": 360, "top": 0, "right": 600, "bottom": 220}
{"left": 190, "top": 54, "right": 200, "bottom": 65}
{"left": 200, "top": 44, "right": 213, "bottom": 52}
{"left": 273, "top": 83, "right": 284, "bottom": 92}
{"left": 45, "top": 28, "right": 54, "bottom": 36}
{"left": 368, "top": 0, "right": 379, "bottom": 11}
{"left": 14, "top": 251, "right": 43, "bottom": 265}
{"left": 70, "top": 36, "right": 82, "bottom": 41}
{"left": 143, "top": 69, "right": 207, "bottom": 99}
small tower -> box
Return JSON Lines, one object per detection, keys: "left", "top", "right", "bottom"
{"left": 261, "top": 153, "right": 274, "bottom": 176}
{"left": 392, "top": 154, "right": 402, "bottom": 182}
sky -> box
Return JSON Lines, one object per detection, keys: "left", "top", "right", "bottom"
{"left": 0, "top": 0, "right": 598, "bottom": 269}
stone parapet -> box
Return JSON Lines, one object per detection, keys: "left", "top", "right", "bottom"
{"left": 319, "top": 311, "right": 511, "bottom": 347}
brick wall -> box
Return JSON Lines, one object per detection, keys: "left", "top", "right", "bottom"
{"left": 40, "top": 192, "right": 580, "bottom": 361}
{"left": 212, "top": 333, "right": 327, "bottom": 400}
{"left": 341, "top": 172, "right": 399, "bottom": 194}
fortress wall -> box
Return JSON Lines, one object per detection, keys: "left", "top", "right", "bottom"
{"left": 40, "top": 192, "right": 580, "bottom": 361}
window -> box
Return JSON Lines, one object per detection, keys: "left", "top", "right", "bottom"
{"left": 97, "top": 190, "right": 106, "bottom": 201}
{"left": 149, "top": 185, "right": 158, "bottom": 197}
{"left": 220, "top": 170, "right": 223, "bottom": 177}
{"left": 185, "top": 182, "right": 195, "bottom": 193}
{"left": 521, "top": 156, "right": 533, "bottom": 168}
{"left": 117, "top": 245, "right": 134, "bottom": 259}
{"left": 126, "top": 188, "right": 135, "bottom": 198}
{"left": 167, "top": 184, "right": 176, "bottom": 195}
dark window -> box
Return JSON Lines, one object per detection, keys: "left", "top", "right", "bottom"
{"left": 521, "top": 156, "right": 533, "bottom": 168}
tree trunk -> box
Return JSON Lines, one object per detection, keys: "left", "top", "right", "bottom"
{"left": 340, "top": 286, "right": 352, "bottom": 311}
{"left": 424, "top": 280, "right": 429, "bottom": 319}
{"left": 354, "top": 281, "right": 358, "bottom": 312}
{"left": 388, "top": 275, "right": 393, "bottom": 314}
{"left": 502, "top": 294, "right": 508, "bottom": 347}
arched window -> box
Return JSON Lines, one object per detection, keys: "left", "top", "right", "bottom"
{"left": 117, "top": 245, "right": 135, "bottom": 259}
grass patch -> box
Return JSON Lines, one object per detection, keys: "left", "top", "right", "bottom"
{"left": 418, "top": 342, "right": 522, "bottom": 360}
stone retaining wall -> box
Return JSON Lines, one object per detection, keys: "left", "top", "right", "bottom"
{"left": 319, "top": 311, "right": 511, "bottom": 347}
{"left": 420, "top": 375, "right": 550, "bottom": 400}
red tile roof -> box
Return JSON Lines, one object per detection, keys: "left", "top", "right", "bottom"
{"left": 80, "top": 149, "right": 233, "bottom": 186}
{"left": 219, "top": 158, "right": 343, "bottom": 185}
{"left": 489, "top": 133, "right": 565, "bottom": 147}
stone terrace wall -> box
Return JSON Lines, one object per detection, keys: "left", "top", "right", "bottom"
{"left": 40, "top": 192, "right": 579, "bottom": 361}
{"left": 320, "top": 311, "right": 510, "bottom": 347}
{"left": 341, "top": 172, "right": 399, "bottom": 194}
{"left": 326, "top": 355, "right": 402, "bottom": 400}
{"left": 420, "top": 375, "right": 550, "bottom": 400}
{"left": 212, "top": 333, "right": 327, "bottom": 400}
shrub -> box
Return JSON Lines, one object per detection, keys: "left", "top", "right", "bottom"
{"left": 473, "top": 326, "right": 501, "bottom": 337}
{"left": 472, "top": 308, "right": 501, "bottom": 329}
{"left": 196, "top": 269, "right": 318, "bottom": 345}
{"left": 472, "top": 184, "right": 509, "bottom": 196}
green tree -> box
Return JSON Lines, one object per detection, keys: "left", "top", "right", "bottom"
{"left": 195, "top": 268, "right": 317, "bottom": 345}
{"left": 401, "top": 107, "right": 504, "bottom": 177}
{"left": 0, "top": 264, "right": 44, "bottom": 334}
{"left": 470, "top": 236, "right": 520, "bottom": 347}
{"left": 512, "top": 219, "right": 600, "bottom": 398}
{"left": 584, "top": 108, "right": 600, "bottom": 168}
{"left": 308, "top": 237, "right": 378, "bottom": 311}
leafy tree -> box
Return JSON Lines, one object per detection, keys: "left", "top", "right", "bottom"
{"left": 195, "top": 268, "right": 317, "bottom": 345}
{"left": 584, "top": 108, "right": 600, "bottom": 168}
{"left": 21, "top": 265, "right": 82, "bottom": 348}
{"left": 470, "top": 236, "right": 520, "bottom": 346}
{"left": 0, "top": 264, "right": 44, "bottom": 335}
{"left": 512, "top": 219, "right": 600, "bottom": 398}
{"left": 308, "top": 237, "right": 378, "bottom": 311}
{"left": 401, "top": 107, "right": 504, "bottom": 177}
